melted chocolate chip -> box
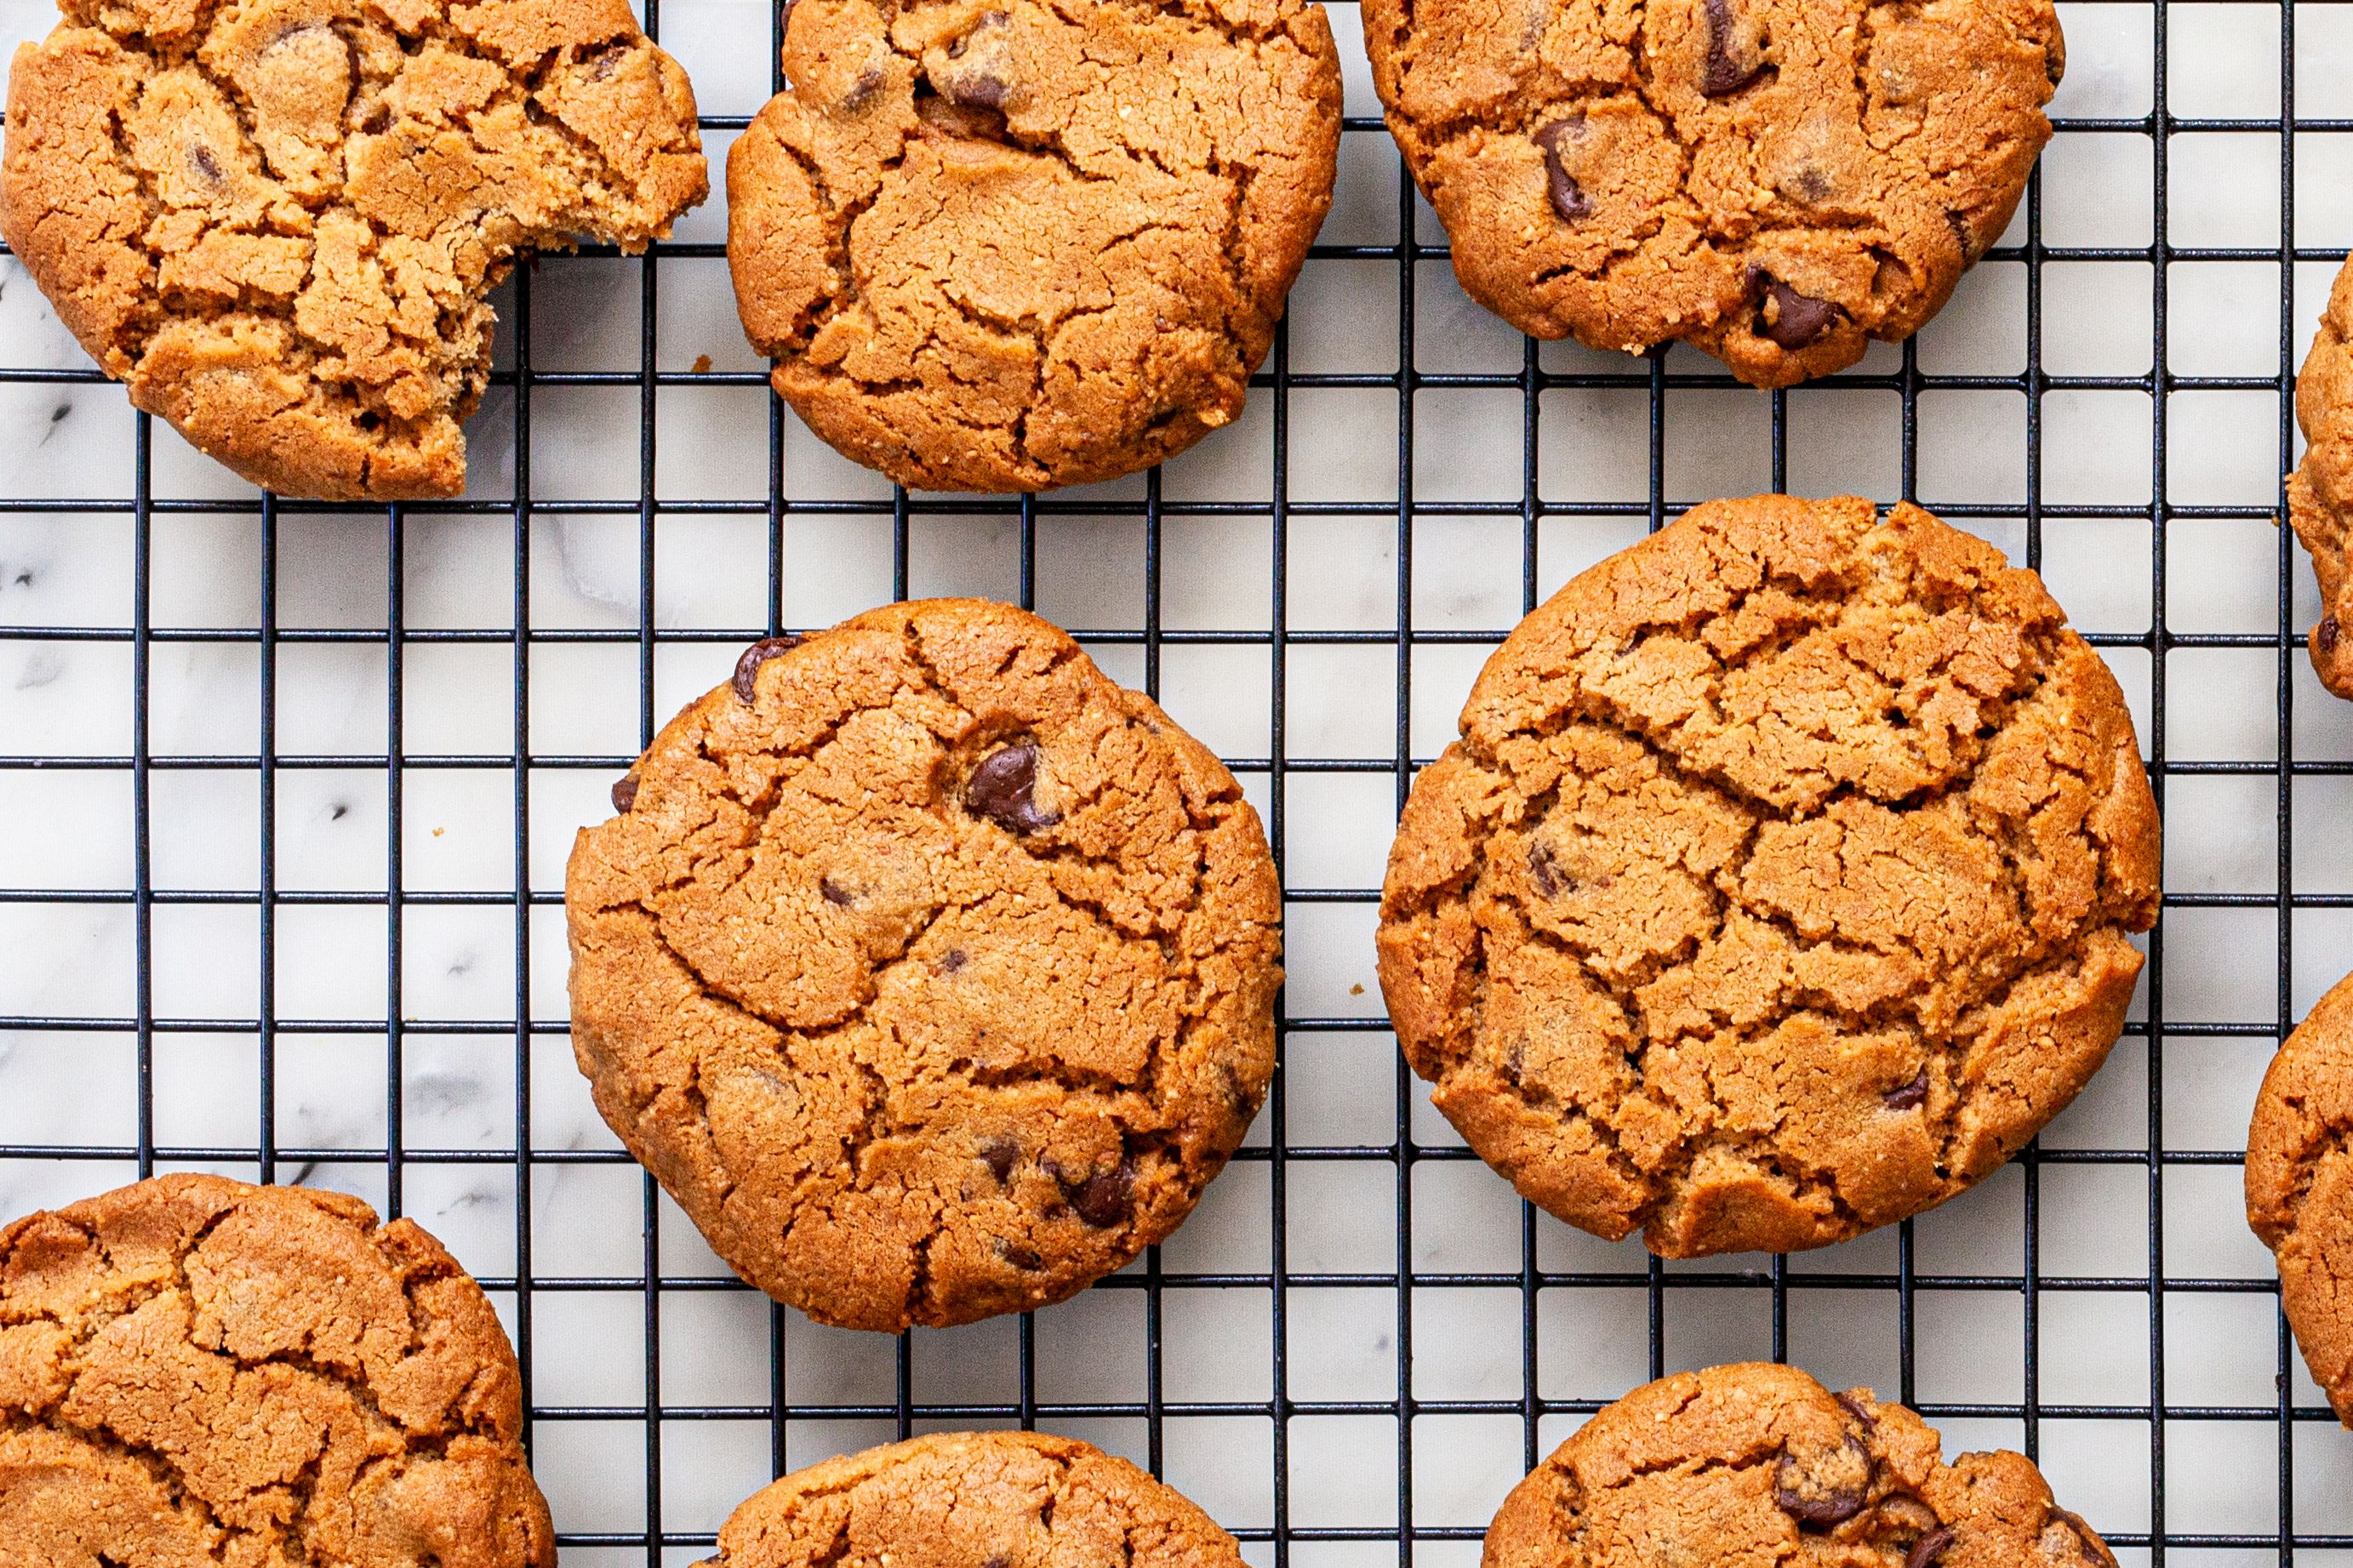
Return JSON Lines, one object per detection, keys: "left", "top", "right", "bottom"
{"left": 190, "top": 145, "right": 223, "bottom": 184}
{"left": 611, "top": 773, "right": 639, "bottom": 813}
{"left": 1882, "top": 1069, "right": 1929, "bottom": 1110}
{"left": 1531, "top": 119, "right": 1593, "bottom": 222}
{"left": 1528, "top": 841, "right": 1573, "bottom": 898}
{"left": 1905, "top": 1526, "right": 1956, "bottom": 1568}
{"left": 1773, "top": 1434, "right": 1870, "bottom": 1528}
{"left": 1754, "top": 276, "right": 1842, "bottom": 349}
{"left": 978, "top": 1137, "right": 1019, "bottom": 1183}
{"left": 2322, "top": 613, "right": 2342, "bottom": 655}
{"left": 1833, "top": 1391, "right": 1876, "bottom": 1429}
{"left": 965, "top": 743, "right": 1059, "bottom": 835}
{"left": 732, "top": 635, "right": 802, "bottom": 703}
{"left": 1050, "top": 1158, "right": 1134, "bottom": 1228}
{"left": 1701, "top": 0, "right": 1768, "bottom": 95}
{"left": 819, "top": 875, "right": 854, "bottom": 906}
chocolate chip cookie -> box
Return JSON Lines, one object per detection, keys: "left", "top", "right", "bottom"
{"left": 1361, "top": 0, "right": 2063, "bottom": 387}
{"left": 0, "top": 1173, "right": 552, "bottom": 1566}
{"left": 2247, "top": 967, "right": 2353, "bottom": 1423}
{"left": 1378, "top": 494, "right": 2160, "bottom": 1257}
{"left": 726, "top": 0, "right": 1341, "bottom": 492}
{"left": 0, "top": 0, "right": 706, "bottom": 499}
{"left": 2287, "top": 255, "right": 2353, "bottom": 698}
{"left": 703, "top": 1430, "right": 1242, "bottom": 1568}
{"left": 566, "top": 600, "right": 1282, "bottom": 1331}
{"left": 1487, "top": 1362, "right": 2115, "bottom": 1568}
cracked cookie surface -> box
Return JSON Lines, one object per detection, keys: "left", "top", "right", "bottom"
{"left": 2287, "top": 255, "right": 2353, "bottom": 699}
{"left": 564, "top": 599, "right": 1282, "bottom": 1331}
{"left": 0, "top": 0, "right": 706, "bottom": 499}
{"left": 1487, "top": 1362, "right": 2115, "bottom": 1568}
{"left": 1377, "top": 495, "right": 2159, "bottom": 1257}
{"left": 2247, "top": 967, "right": 2353, "bottom": 1423}
{"left": 725, "top": 0, "right": 1339, "bottom": 492}
{"left": 0, "top": 1172, "right": 552, "bottom": 1568}
{"left": 701, "top": 1430, "right": 1242, "bottom": 1568}
{"left": 1362, "top": 0, "right": 2061, "bottom": 387}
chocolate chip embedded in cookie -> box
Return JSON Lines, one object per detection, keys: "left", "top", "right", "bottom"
{"left": 725, "top": 0, "right": 1342, "bottom": 492}
{"left": 0, "top": 1173, "right": 553, "bottom": 1566}
{"left": 565, "top": 598, "right": 1282, "bottom": 1330}
{"left": 707, "top": 1431, "right": 1245, "bottom": 1568}
{"left": 2288, "top": 254, "right": 2353, "bottom": 699}
{"left": 1486, "top": 1363, "right": 2117, "bottom": 1568}
{"left": 2247, "top": 968, "right": 2353, "bottom": 1423}
{"left": 1360, "top": 0, "right": 2063, "bottom": 387}
{"left": 1377, "top": 494, "right": 2160, "bottom": 1257}
{"left": 0, "top": 0, "right": 706, "bottom": 499}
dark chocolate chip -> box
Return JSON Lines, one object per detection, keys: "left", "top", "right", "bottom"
{"left": 611, "top": 773, "right": 639, "bottom": 813}
{"left": 1833, "top": 1391, "right": 1876, "bottom": 1429}
{"left": 1882, "top": 1069, "right": 1928, "bottom": 1110}
{"left": 1755, "top": 277, "right": 1842, "bottom": 349}
{"left": 1790, "top": 167, "right": 1832, "bottom": 203}
{"left": 1050, "top": 1157, "right": 1134, "bottom": 1228}
{"left": 1503, "top": 1039, "right": 1526, "bottom": 1083}
{"left": 732, "top": 635, "right": 801, "bottom": 703}
{"left": 950, "top": 70, "right": 1009, "bottom": 109}
{"left": 2046, "top": 1511, "right": 2107, "bottom": 1565}
{"left": 841, "top": 65, "right": 884, "bottom": 108}
{"left": 780, "top": 0, "right": 797, "bottom": 37}
{"left": 978, "top": 1137, "right": 1019, "bottom": 1183}
{"left": 1531, "top": 118, "right": 1593, "bottom": 222}
{"left": 941, "top": 948, "right": 968, "bottom": 973}
{"left": 190, "top": 145, "right": 223, "bottom": 184}
{"left": 984, "top": 1556, "right": 1010, "bottom": 1568}
{"left": 1773, "top": 1435, "right": 1870, "bottom": 1528}
{"left": 1528, "top": 841, "right": 1573, "bottom": 898}
{"left": 1701, "top": 0, "right": 1768, "bottom": 96}
{"left": 2322, "top": 614, "right": 2341, "bottom": 655}
{"left": 819, "top": 875, "right": 854, "bottom": 906}
{"left": 965, "top": 743, "right": 1059, "bottom": 835}
{"left": 1944, "top": 207, "right": 1978, "bottom": 259}
{"left": 1905, "top": 1526, "right": 1956, "bottom": 1568}
{"left": 994, "top": 1239, "right": 1043, "bottom": 1270}
{"left": 589, "top": 43, "right": 625, "bottom": 79}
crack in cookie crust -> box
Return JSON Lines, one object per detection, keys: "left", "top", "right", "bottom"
{"left": 0, "top": 1172, "right": 553, "bottom": 1567}
{"left": 724, "top": 0, "right": 1340, "bottom": 491}
{"left": 564, "top": 598, "right": 1282, "bottom": 1331}
{"left": 1359, "top": 0, "right": 2061, "bottom": 387}
{"left": 1482, "top": 1363, "right": 2116, "bottom": 1568}
{"left": 0, "top": 0, "right": 706, "bottom": 499}
{"left": 1377, "top": 494, "right": 2160, "bottom": 1258}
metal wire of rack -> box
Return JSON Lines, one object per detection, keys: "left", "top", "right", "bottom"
{"left": 1, "top": 0, "right": 2348, "bottom": 1560}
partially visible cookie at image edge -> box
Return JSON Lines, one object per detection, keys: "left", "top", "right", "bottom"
{"left": 566, "top": 599, "right": 1282, "bottom": 1331}
{"left": 727, "top": 0, "right": 1341, "bottom": 492}
{"left": 1488, "top": 1362, "right": 2116, "bottom": 1568}
{"left": 700, "top": 1430, "right": 1243, "bottom": 1568}
{"left": 0, "top": 1172, "right": 552, "bottom": 1566}
{"left": 2247, "top": 966, "right": 2353, "bottom": 1423}
{"left": 1378, "top": 494, "right": 2161, "bottom": 1258}
{"left": 2289, "top": 254, "right": 2353, "bottom": 698}
{"left": 0, "top": 0, "right": 707, "bottom": 500}
{"left": 1360, "top": 0, "right": 2063, "bottom": 387}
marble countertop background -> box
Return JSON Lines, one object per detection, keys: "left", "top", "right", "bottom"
{"left": 4, "top": 0, "right": 2353, "bottom": 1560}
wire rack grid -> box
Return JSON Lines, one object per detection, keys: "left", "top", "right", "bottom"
{"left": 2, "top": 0, "right": 2350, "bottom": 1561}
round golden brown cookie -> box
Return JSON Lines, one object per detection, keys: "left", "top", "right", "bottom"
{"left": 0, "top": 0, "right": 706, "bottom": 500}
{"left": 2246, "top": 968, "right": 2353, "bottom": 1424}
{"left": 0, "top": 1172, "right": 552, "bottom": 1568}
{"left": 725, "top": 0, "right": 1340, "bottom": 492}
{"left": 1487, "top": 1362, "right": 2116, "bottom": 1568}
{"left": 2288, "top": 255, "right": 2353, "bottom": 699}
{"left": 1377, "top": 495, "right": 2160, "bottom": 1257}
{"left": 1360, "top": 0, "right": 2061, "bottom": 388}
{"left": 565, "top": 600, "right": 1282, "bottom": 1331}
{"left": 702, "top": 1430, "right": 1242, "bottom": 1568}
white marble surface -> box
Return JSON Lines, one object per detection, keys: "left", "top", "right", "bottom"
{"left": 3, "top": 0, "right": 2351, "bottom": 1561}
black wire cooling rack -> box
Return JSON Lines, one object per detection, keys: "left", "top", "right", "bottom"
{"left": 4, "top": 0, "right": 2350, "bottom": 1559}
